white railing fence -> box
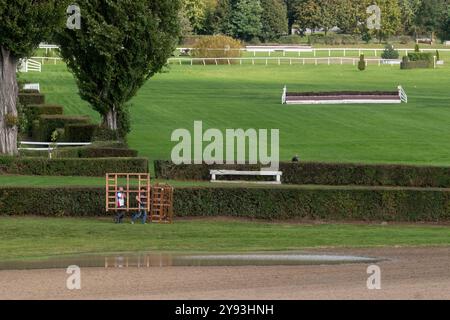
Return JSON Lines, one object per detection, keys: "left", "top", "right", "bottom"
{"left": 178, "top": 47, "right": 450, "bottom": 57}
{"left": 168, "top": 57, "right": 402, "bottom": 67}
{"left": 19, "top": 142, "right": 92, "bottom": 158}
{"left": 398, "top": 86, "right": 408, "bottom": 103}
{"left": 18, "top": 59, "right": 42, "bottom": 73}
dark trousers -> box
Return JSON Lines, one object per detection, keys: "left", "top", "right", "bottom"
{"left": 115, "top": 207, "right": 126, "bottom": 224}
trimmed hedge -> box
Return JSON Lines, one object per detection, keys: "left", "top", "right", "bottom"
{"left": 18, "top": 93, "right": 45, "bottom": 106}
{"left": 0, "top": 186, "right": 449, "bottom": 222}
{"left": 401, "top": 52, "right": 434, "bottom": 69}
{"left": 0, "top": 157, "right": 148, "bottom": 176}
{"left": 26, "top": 104, "right": 64, "bottom": 117}
{"left": 64, "top": 124, "right": 98, "bottom": 142}
{"left": 78, "top": 147, "right": 138, "bottom": 158}
{"left": 35, "top": 115, "right": 90, "bottom": 141}
{"left": 55, "top": 147, "right": 138, "bottom": 158}
{"left": 0, "top": 187, "right": 105, "bottom": 217}
{"left": 24, "top": 105, "right": 64, "bottom": 135}
{"left": 154, "top": 161, "right": 450, "bottom": 188}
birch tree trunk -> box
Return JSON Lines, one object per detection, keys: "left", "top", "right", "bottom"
{"left": 0, "top": 47, "right": 19, "bottom": 155}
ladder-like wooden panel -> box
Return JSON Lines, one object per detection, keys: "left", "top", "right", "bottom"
{"left": 106, "top": 174, "right": 174, "bottom": 224}
{"left": 150, "top": 184, "right": 174, "bottom": 224}
{"left": 105, "top": 173, "right": 152, "bottom": 212}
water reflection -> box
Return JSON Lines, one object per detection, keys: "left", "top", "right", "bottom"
{"left": 0, "top": 252, "right": 383, "bottom": 271}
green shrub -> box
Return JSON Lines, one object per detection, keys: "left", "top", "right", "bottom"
{"left": 93, "top": 127, "right": 120, "bottom": 141}
{"left": 277, "top": 35, "right": 304, "bottom": 44}
{"left": 407, "top": 52, "right": 433, "bottom": 62}
{"left": 358, "top": 54, "right": 366, "bottom": 71}
{"left": 381, "top": 44, "right": 399, "bottom": 59}
{"left": 0, "top": 157, "right": 148, "bottom": 176}
{"left": 436, "top": 50, "right": 440, "bottom": 61}
{"left": 1, "top": 186, "right": 449, "bottom": 222}
{"left": 401, "top": 52, "right": 434, "bottom": 69}
{"left": 154, "top": 161, "right": 450, "bottom": 188}
{"left": 27, "top": 105, "right": 63, "bottom": 117}
{"left": 192, "top": 35, "right": 242, "bottom": 63}
{"left": 18, "top": 93, "right": 45, "bottom": 106}
{"left": 35, "top": 115, "right": 90, "bottom": 142}
{"left": 64, "top": 124, "right": 98, "bottom": 142}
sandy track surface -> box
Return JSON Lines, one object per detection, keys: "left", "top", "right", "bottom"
{"left": 1, "top": 247, "right": 450, "bottom": 300}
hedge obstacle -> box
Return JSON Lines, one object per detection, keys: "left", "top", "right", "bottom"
{"left": 282, "top": 86, "right": 408, "bottom": 105}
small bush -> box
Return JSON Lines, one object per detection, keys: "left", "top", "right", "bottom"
{"left": 381, "top": 44, "right": 399, "bottom": 59}
{"left": 192, "top": 35, "right": 242, "bottom": 63}
{"left": 358, "top": 54, "right": 366, "bottom": 71}
{"left": 64, "top": 124, "right": 98, "bottom": 142}
{"left": 408, "top": 52, "right": 433, "bottom": 62}
{"left": 18, "top": 93, "right": 45, "bottom": 106}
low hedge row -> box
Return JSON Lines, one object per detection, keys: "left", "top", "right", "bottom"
{"left": 18, "top": 93, "right": 45, "bottom": 106}
{"left": 23, "top": 104, "right": 64, "bottom": 136}
{"left": 34, "top": 115, "right": 90, "bottom": 141}
{"left": 401, "top": 60, "right": 433, "bottom": 69}
{"left": 1, "top": 186, "right": 449, "bottom": 222}
{"left": 64, "top": 124, "right": 98, "bottom": 142}
{"left": 0, "top": 157, "right": 148, "bottom": 176}
{"left": 154, "top": 161, "right": 450, "bottom": 188}
{"left": 55, "top": 147, "right": 138, "bottom": 158}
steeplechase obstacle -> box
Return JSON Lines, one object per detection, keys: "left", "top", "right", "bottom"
{"left": 282, "top": 86, "right": 408, "bottom": 105}
{"left": 105, "top": 173, "right": 174, "bottom": 223}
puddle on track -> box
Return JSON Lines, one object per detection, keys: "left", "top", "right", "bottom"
{"left": 0, "top": 252, "right": 384, "bottom": 271}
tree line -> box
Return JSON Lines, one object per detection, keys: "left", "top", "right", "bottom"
{"left": 181, "top": 0, "right": 450, "bottom": 42}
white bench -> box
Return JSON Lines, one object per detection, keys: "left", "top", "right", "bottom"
{"left": 210, "top": 170, "right": 283, "bottom": 185}
{"left": 23, "top": 83, "right": 40, "bottom": 92}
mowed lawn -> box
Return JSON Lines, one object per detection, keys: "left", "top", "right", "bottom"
{"left": 1, "top": 217, "right": 450, "bottom": 261}
{"left": 21, "top": 60, "right": 450, "bottom": 166}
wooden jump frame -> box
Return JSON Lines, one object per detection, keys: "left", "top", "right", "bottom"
{"left": 282, "top": 86, "right": 408, "bottom": 105}
{"left": 105, "top": 173, "right": 173, "bottom": 223}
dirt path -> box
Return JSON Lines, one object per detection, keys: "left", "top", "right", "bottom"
{"left": 1, "top": 247, "right": 449, "bottom": 300}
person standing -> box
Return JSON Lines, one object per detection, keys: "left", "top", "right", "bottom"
{"left": 115, "top": 187, "right": 126, "bottom": 224}
{"left": 132, "top": 188, "right": 148, "bottom": 225}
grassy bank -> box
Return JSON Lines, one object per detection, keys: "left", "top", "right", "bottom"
{"left": 1, "top": 217, "right": 450, "bottom": 261}
{"left": 20, "top": 62, "right": 450, "bottom": 166}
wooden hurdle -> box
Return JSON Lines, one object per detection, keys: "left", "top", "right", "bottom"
{"left": 105, "top": 174, "right": 174, "bottom": 223}
{"left": 149, "top": 184, "right": 174, "bottom": 224}
{"left": 106, "top": 173, "right": 151, "bottom": 213}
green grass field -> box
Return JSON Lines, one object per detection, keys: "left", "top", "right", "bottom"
{"left": 1, "top": 217, "right": 450, "bottom": 261}
{"left": 21, "top": 61, "right": 450, "bottom": 166}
